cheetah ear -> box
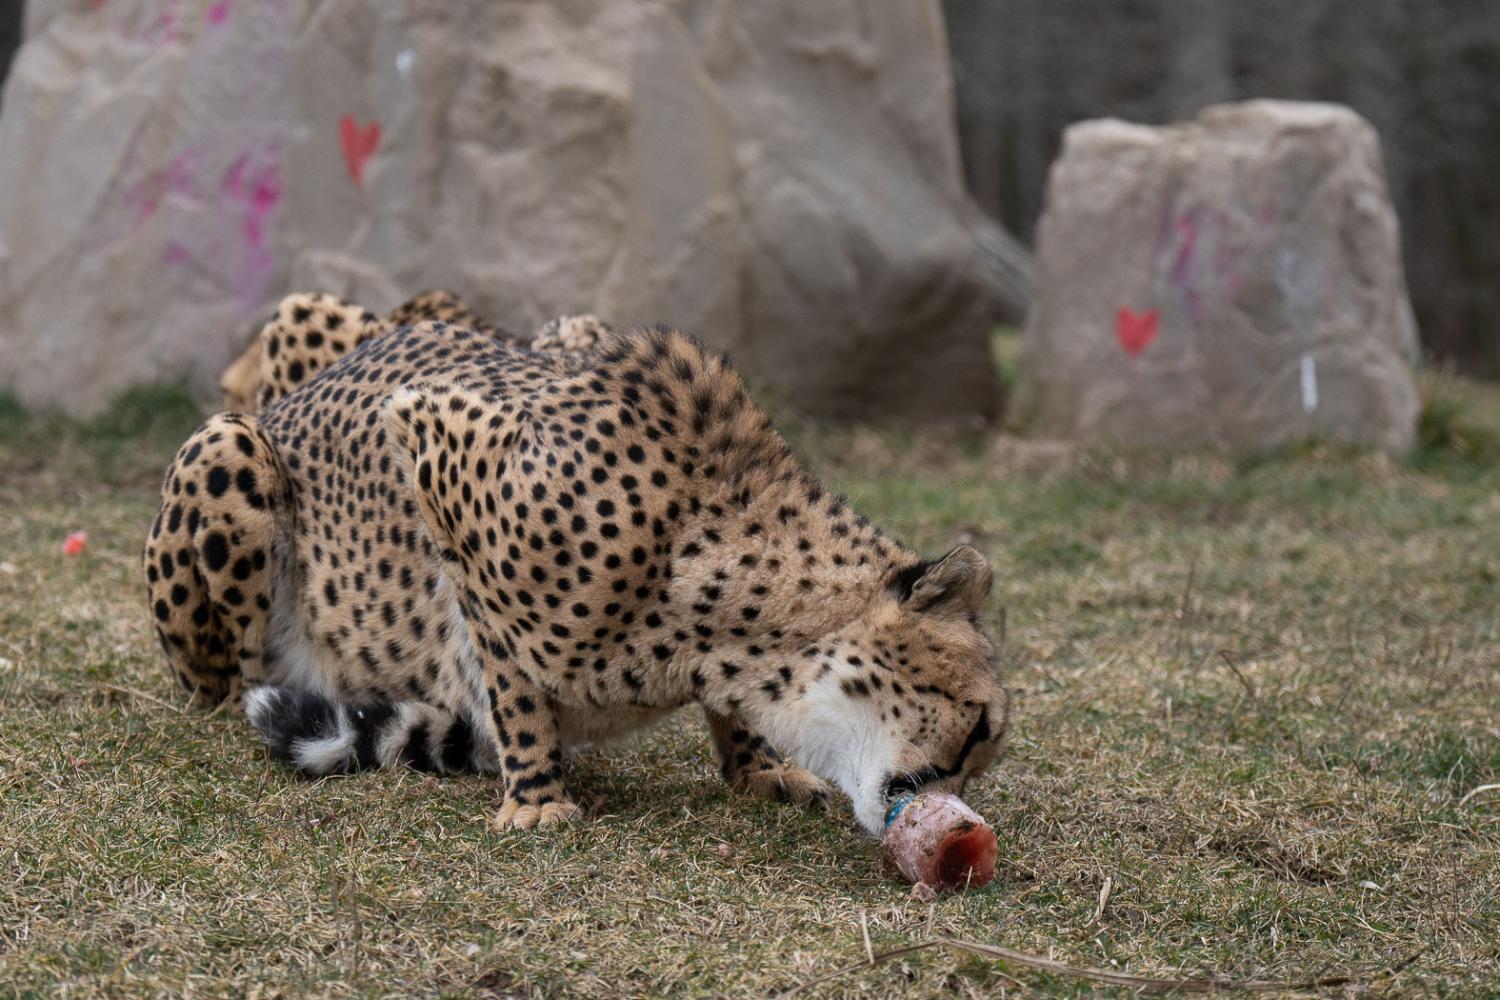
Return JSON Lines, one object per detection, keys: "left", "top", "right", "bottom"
{"left": 898, "top": 545, "right": 992, "bottom": 617}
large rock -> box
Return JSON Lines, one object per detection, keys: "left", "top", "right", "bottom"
{"left": 947, "top": 0, "right": 1500, "bottom": 380}
{"left": 1013, "top": 100, "right": 1420, "bottom": 454}
{"left": 0, "top": 0, "right": 1000, "bottom": 422}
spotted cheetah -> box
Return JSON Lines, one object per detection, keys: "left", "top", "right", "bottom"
{"left": 220, "top": 289, "right": 609, "bottom": 413}
{"left": 145, "top": 320, "right": 1008, "bottom": 833}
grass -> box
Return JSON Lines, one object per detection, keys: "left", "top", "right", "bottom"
{"left": 2, "top": 365, "right": 1499, "bottom": 997}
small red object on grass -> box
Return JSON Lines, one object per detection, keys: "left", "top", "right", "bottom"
{"left": 882, "top": 792, "right": 997, "bottom": 892}
{"left": 62, "top": 531, "right": 88, "bottom": 556}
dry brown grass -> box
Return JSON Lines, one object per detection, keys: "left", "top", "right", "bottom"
{"left": 1, "top": 380, "right": 1498, "bottom": 997}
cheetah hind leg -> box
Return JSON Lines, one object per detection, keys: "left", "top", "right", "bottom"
{"left": 143, "top": 413, "right": 282, "bottom": 708}
{"left": 704, "top": 709, "right": 830, "bottom": 810}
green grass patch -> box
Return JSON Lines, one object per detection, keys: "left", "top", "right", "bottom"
{"left": 990, "top": 324, "right": 1023, "bottom": 390}
{"left": 1414, "top": 367, "right": 1500, "bottom": 469}
{"left": 0, "top": 381, "right": 205, "bottom": 488}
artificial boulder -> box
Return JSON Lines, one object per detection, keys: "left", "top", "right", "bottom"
{"left": 0, "top": 0, "right": 1000, "bottom": 423}
{"left": 1012, "top": 100, "right": 1420, "bottom": 454}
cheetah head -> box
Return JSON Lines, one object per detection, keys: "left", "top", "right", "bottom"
{"left": 778, "top": 545, "right": 1009, "bottom": 835}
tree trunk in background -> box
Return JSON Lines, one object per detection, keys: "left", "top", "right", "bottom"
{"left": 0, "top": 0, "right": 22, "bottom": 106}
{"left": 1162, "top": 3, "right": 1232, "bottom": 119}
{"left": 946, "top": 0, "right": 1500, "bottom": 375}
{"left": 968, "top": 207, "right": 1032, "bottom": 324}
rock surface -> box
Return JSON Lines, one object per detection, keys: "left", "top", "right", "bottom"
{"left": 0, "top": 0, "right": 1000, "bottom": 422}
{"left": 1013, "top": 100, "right": 1420, "bottom": 454}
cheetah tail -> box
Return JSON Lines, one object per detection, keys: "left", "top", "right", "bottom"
{"left": 243, "top": 686, "right": 492, "bottom": 776}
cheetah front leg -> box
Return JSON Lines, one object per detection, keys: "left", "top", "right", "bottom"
{"left": 387, "top": 383, "right": 582, "bottom": 830}
{"left": 470, "top": 625, "right": 581, "bottom": 830}
{"left": 704, "top": 709, "right": 830, "bottom": 810}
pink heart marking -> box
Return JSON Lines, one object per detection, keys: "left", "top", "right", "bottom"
{"left": 1115, "top": 307, "right": 1159, "bottom": 358}
{"left": 339, "top": 116, "right": 382, "bottom": 189}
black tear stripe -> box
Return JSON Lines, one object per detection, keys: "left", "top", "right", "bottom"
{"left": 946, "top": 706, "right": 991, "bottom": 778}
{"left": 880, "top": 707, "right": 991, "bottom": 801}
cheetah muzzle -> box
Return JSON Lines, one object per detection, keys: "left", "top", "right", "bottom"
{"left": 146, "top": 304, "right": 1008, "bottom": 834}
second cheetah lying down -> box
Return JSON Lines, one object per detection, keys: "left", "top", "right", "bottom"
{"left": 220, "top": 289, "right": 609, "bottom": 413}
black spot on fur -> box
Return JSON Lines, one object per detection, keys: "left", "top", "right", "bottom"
{"left": 202, "top": 532, "right": 230, "bottom": 572}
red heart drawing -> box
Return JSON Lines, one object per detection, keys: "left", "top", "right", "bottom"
{"left": 1115, "top": 307, "right": 1159, "bottom": 358}
{"left": 339, "top": 116, "right": 381, "bottom": 189}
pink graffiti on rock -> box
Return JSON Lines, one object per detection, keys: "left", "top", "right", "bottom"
{"left": 130, "top": 154, "right": 198, "bottom": 223}
{"left": 218, "top": 148, "right": 282, "bottom": 299}
{"left": 145, "top": 1, "right": 180, "bottom": 45}
{"left": 1155, "top": 197, "right": 1280, "bottom": 324}
{"left": 221, "top": 150, "right": 281, "bottom": 251}
{"left": 139, "top": 144, "right": 281, "bottom": 304}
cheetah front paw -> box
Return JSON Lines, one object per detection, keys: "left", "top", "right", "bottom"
{"left": 736, "top": 763, "right": 831, "bottom": 810}
{"left": 187, "top": 675, "right": 241, "bottom": 711}
{"left": 492, "top": 798, "right": 581, "bottom": 831}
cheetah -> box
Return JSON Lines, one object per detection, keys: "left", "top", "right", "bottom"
{"left": 220, "top": 289, "right": 608, "bottom": 413}
{"left": 145, "top": 319, "right": 1008, "bottom": 833}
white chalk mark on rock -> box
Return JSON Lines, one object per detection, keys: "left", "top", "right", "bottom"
{"left": 1300, "top": 353, "right": 1318, "bottom": 413}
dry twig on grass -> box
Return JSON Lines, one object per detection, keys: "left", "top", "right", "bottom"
{"left": 97, "top": 682, "right": 182, "bottom": 713}
{"left": 1218, "top": 649, "right": 1259, "bottom": 703}
{"left": 1458, "top": 783, "right": 1500, "bottom": 807}
{"left": 776, "top": 935, "right": 1422, "bottom": 997}
{"left": 1085, "top": 874, "right": 1113, "bottom": 927}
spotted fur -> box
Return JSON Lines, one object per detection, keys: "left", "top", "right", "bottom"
{"left": 148, "top": 319, "right": 1008, "bottom": 832}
